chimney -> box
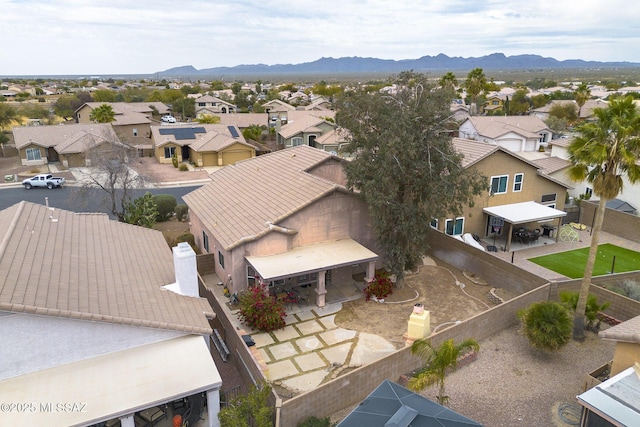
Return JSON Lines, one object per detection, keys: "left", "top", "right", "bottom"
{"left": 169, "top": 242, "right": 199, "bottom": 297}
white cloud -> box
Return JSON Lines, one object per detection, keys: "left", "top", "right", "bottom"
{"left": 1, "top": 0, "right": 639, "bottom": 75}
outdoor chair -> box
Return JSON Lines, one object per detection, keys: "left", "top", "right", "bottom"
{"left": 182, "top": 393, "right": 205, "bottom": 427}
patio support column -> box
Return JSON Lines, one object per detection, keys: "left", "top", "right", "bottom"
{"left": 120, "top": 414, "right": 135, "bottom": 427}
{"left": 316, "top": 270, "right": 327, "bottom": 307}
{"left": 365, "top": 261, "right": 375, "bottom": 282}
{"left": 505, "top": 223, "right": 514, "bottom": 251}
{"left": 206, "top": 388, "right": 221, "bottom": 427}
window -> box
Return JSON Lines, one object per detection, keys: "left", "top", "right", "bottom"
{"left": 198, "top": 102, "right": 205, "bottom": 107}
{"left": 490, "top": 175, "right": 508, "bottom": 194}
{"left": 541, "top": 193, "right": 557, "bottom": 203}
{"left": 164, "top": 146, "right": 176, "bottom": 159}
{"left": 218, "top": 251, "right": 225, "bottom": 269}
{"left": 585, "top": 187, "right": 593, "bottom": 198}
{"left": 430, "top": 218, "right": 438, "bottom": 229}
{"left": 291, "top": 137, "right": 304, "bottom": 146}
{"left": 202, "top": 231, "right": 209, "bottom": 252}
{"left": 445, "top": 217, "right": 464, "bottom": 236}
{"left": 513, "top": 173, "right": 523, "bottom": 192}
{"left": 133, "top": 128, "right": 138, "bottom": 137}
{"left": 308, "top": 135, "right": 317, "bottom": 147}
{"left": 26, "top": 147, "right": 41, "bottom": 161}
{"left": 247, "top": 265, "right": 256, "bottom": 287}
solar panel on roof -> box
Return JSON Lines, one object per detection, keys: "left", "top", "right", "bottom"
{"left": 227, "top": 126, "right": 240, "bottom": 138}
{"left": 158, "top": 127, "right": 207, "bottom": 140}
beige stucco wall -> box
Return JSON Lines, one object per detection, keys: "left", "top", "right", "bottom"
{"left": 154, "top": 143, "right": 182, "bottom": 164}
{"left": 113, "top": 123, "right": 152, "bottom": 147}
{"left": 611, "top": 342, "right": 640, "bottom": 376}
{"left": 75, "top": 105, "right": 93, "bottom": 124}
{"left": 19, "top": 144, "right": 48, "bottom": 166}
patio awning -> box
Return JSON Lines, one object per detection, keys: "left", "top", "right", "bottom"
{"left": 246, "top": 238, "right": 378, "bottom": 281}
{"left": 0, "top": 335, "right": 221, "bottom": 427}
{"left": 483, "top": 201, "right": 567, "bottom": 224}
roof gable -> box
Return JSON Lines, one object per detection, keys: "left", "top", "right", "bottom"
{"left": 12, "top": 123, "right": 119, "bottom": 149}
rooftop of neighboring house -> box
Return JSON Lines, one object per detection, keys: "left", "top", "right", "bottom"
{"left": 150, "top": 123, "right": 248, "bottom": 150}
{"left": 194, "top": 94, "right": 236, "bottom": 107}
{"left": 0, "top": 201, "right": 213, "bottom": 335}
{"left": 183, "top": 145, "right": 347, "bottom": 250}
{"left": 530, "top": 156, "right": 571, "bottom": 174}
{"left": 12, "top": 123, "right": 119, "bottom": 149}
{"left": 600, "top": 315, "right": 640, "bottom": 344}
{"left": 76, "top": 101, "right": 170, "bottom": 116}
{"left": 278, "top": 114, "right": 336, "bottom": 139}
{"left": 463, "top": 115, "right": 550, "bottom": 139}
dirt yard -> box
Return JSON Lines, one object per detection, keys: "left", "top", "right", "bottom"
{"left": 334, "top": 258, "right": 518, "bottom": 345}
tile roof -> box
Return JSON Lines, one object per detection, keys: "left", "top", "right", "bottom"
{"left": 78, "top": 102, "right": 170, "bottom": 116}
{"left": 600, "top": 315, "right": 640, "bottom": 344}
{"left": 150, "top": 124, "right": 249, "bottom": 151}
{"left": 531, "top": 156, "right": 571, "bottom": 174}
{"left": 451, "top": 137, "right": 498, "bottom": 167}
{"left": 0, "top": 202, "right": 213, "bottom": 335}
{"left": 183, "top": 146, "right": 346, "bottom": 250}
{"left": 12, "top": 123, "right": 119, "bottom": 149}
{"left": 465, "top": 116, "right": 550, "bottom": 139}
{"left": 279, "top": 114, "right": 335, "bottom": 139}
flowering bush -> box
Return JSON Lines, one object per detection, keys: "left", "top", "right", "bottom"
{"left": 363, "top": 269, "right": 394, "bottom": 301}
{"left": 238, "top": 284, "right": 286, "bottom": 332}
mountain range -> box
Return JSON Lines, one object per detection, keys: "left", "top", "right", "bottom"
{"left": 157, "top": 53, "right": 640, "bottom": 77}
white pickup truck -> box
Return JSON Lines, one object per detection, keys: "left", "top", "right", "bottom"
{"left": 22, "top": 173, "right": 66, "bottom": 189}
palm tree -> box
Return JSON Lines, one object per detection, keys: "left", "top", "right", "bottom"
{"left": 89, "top": 103, "right": 115, "bottom": 123}
{"left": 574, "top": 83, "right": 591, "bottom": 118}
{"left": 408, "top": 338, "right": 480, "bottom": 406}
{"left": 439, "top": 71, "right": 457, "bottom": 93}
{"left": 568, "top": 95, "right": 640, "bottom": 340}
{"left": 464, "top": 68, "right": 486, "bottom": 115}
{"left": 518, "top": 301, "right": 572, "bottom": 351}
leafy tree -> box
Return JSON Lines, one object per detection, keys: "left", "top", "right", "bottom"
{"left": 568, "top": 95, "right": 640, "bottom": 340}
{"left": 152, "top": 194, "right": 177, "bottom": 221}
{"left": 508, "top": 89, "right": 531, "bottom": 115}
{"left": 518, "top": 301, "right": 572, "bottom": 351}
{"left": 335, "top": 72, "right": 486, "bottom": 287}
{"left": 218, "top": 382, "right": 273, "bottom": 427}
{"left": 464, "top": 68, "right": 486, "bottom": 114}
{"left": 171, "top": 96, "right": 195, "bottom": 119}
{"left": 242, "top": 124, "right": 265, "bottom": 141}
{"left": 238, "top": 283, "right": 286, "bottom": 332}
{"left": 75, "top": 143, "right": 145, "bottom": 221}
{"left": 89, "top": 103, "right": 116, "bottom": 123}
{"left": 123, "top": 192, "right": 158, "bottom": 228}
{"left": 545, "top": 102, "right": 578, "bottom": 135}
{"left": 196, "top": 114, "right": 221, "bottom": 124}
{"left": 408, "top": 338, "right": 480, "bottom": 406}
{"left": 530, "top": 94, "right": 550, "bottom": 109}
{"left": 0, "top": 103, "right": 21, "bottom": 130}
{"left": 231, "top": 82, "right": 242, "bottom": 95}
{"left": 93, "top": 89, "right": 117, "bottom": 102}
{"left": 560, "top": 291, "right": 610, "bottom": 331}
{"left": 574, "top": 83, "right": 591, "bottom": 117}
{"left": 438, "top": 72, "right": 457, "bottom": 94}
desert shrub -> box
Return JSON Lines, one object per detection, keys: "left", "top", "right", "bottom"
{"left": 622, "top": 280, "right": 640, "bottom": 301}
{"left": 171, "top": 151, "right": 178, "bottom": 168}
{"left": 560, "top": 291, "right": 611, "bottom": 331}
{"left": 298, "top": 416, "right": 333, "bottom": 427}
{"left": 238, "top": 283, "right": 286, "bottom": 332}
{"left": 175, "top": 204, "right": 189, "bottom": 221}
{"left": 518, "top": 301, "right": 572, "bottom": 352}
{"left": 175, "top": 233, "right": 195, "bottom": 246}
{"left": 152, "top": 194, "right": 177, "bottom": 221}
{"left": 178, "top": 163, "right": 189, "bottom": 171}
{"left": 363, "top": 269, "right": 394, "bottom": 301}
{"left": 219, "top": 382, "right": 273, "bottom": 427}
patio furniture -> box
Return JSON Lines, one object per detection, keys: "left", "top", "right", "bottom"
{"left": 137, "top": 406, "right": 166, "bottom": 426}
{"left": 182, "top": 393, "right": 205, "bottom": 427}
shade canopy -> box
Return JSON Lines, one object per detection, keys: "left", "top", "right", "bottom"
{"left": 246, "top": 238, "right": 378, "bottom": 281}
{"left": 0, "top": 335, "right": 221, "bottom": 427}
{"left": 483, "top": 201, "right": 567, "bottom": 225}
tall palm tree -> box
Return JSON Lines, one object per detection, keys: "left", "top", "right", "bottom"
{"left": 89, "top": 103, "right": 115, "bottom": 123}
{"left": 574, "top": 83, "right": 591, "bottom": 118}
{"left": 464, "top": 68, "right": 486, "bottom": 115}
{"left": 568, "top": 95, "right": 640, "bottom": 340}
{"left": 439, "top": 71, "right": 457, "bottom": 93}
{"left": 408, "top": 338, "right": 480, "bottom": 406}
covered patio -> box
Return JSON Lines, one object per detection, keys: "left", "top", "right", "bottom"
{"left": 245, "top": 238, "right": 378, "bottom": 308}
{"left": 483, "top": 201, "right": 567, "bottom": 252}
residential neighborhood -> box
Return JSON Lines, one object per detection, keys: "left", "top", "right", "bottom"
{"left": 1, "top": 71, "right": 640, "bottom": 427}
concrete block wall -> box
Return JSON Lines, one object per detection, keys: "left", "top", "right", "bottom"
{"left": 278, "top": 284, "right": 550, "bottom": 426}
{"left": 196, "top": 253, "right": 216, "bottom": 275}
{"left": 580, "top": 201, "right": 640, "bottom": 242}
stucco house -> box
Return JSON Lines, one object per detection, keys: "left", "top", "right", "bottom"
{"left": 277, "top": 114, "right": 339, "bottom": 152}
{"left": 0, "top": 201, "right": 222, "bottom": 427}
{"left": 12, "top": 123, "right": 125, "bottom": 168}
{"left": 183, "top": 145, "right": 382, "bottom": 307}
{"left": 431, "top": 138, "right": 569, "bottom": 250}
{"left": 458, "top": 116, "right": 553, "bottom": 152}
{"left": 75, "top": 102, "right": 171, "bottom": 154}
{"left": 150, "top": 123, "right": 255, "bottom": 167}
{"left": 194, "top": 95, "right": 237, "bottom": 117}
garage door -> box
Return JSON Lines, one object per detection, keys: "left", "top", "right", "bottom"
{"left": 221, "top": 150, "right": 251, "bottom": 166}
{"left": 202, "top": 153, "right": 217, "bottom": 166}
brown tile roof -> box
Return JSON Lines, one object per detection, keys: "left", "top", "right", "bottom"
{"left": 150, "top": 124, "right": 248, "bottom": 151}
{"left": 183, "top": 146, "right": 346, "bottom": 250}
{"left": 451, "top": 137, "right": 498, "bottom": 167}
{"left": 279, "top": 114, "right": 335, "bottom": 139}
{"left": 13, "top": 123, "right": 119, "bottom": 150}
{"left": 0, "top": 202, "right": 213, "bottom": 335}
{"left": 531, "top": 156, "right": 571, "bottom": 174}
{"left": 466, "top": 116, "right": 550, "bottom": 139}
{"left": 78, "top": 102, "right": 170, "bottom": 116}
{"left": 600, "top": 315, "right": 640, "bottom": 344}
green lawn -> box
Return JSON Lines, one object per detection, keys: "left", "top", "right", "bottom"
{"left": 528, "top": 244, "right": 640, "bottom": 279}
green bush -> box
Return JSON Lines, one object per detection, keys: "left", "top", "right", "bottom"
{"left": 171, "top": 151, "right": 178, "bottom": 168}
{"left": 178, "top": 163, "right": 189, "bottom": 171}
{"left": 238, "top": 283, "right": 286, "bottom": 332}
{"left": 560, "top": 291, "right": 611, "bottom": 331}
{"left": 518, "top": 301, "right": 572, "bottom": 352}
{"left": 175, "top": 204, "right": 189, "bottom": 221}
{"left": 298, "top": 416, "right": 333, "bottom": 427}
{"left": 176, "top": 233, "right": 195, "bottom": 246}
{"left": 363, "top": 269, "right": 394, "bottom": 301}
{"left": 152, "top": 194, "right": 177, "bottom": 221}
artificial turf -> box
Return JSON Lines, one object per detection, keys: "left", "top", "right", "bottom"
{"left": 528, "top": 243, "right": 640, "bottom": 279}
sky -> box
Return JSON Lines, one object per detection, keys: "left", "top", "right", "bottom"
{"left": 2, "top": 0, "right": 640, "bottom": 76}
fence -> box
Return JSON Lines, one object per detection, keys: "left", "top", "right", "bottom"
{"left": 580, "top": 200, "right": 640, "bottom": 242}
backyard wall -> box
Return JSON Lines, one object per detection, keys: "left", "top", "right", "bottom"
{"left": 426, "top": 228, "right": 548, "bottom": 294}
{"left": 580, "top": 201, "right": 640, "bottom": 243}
